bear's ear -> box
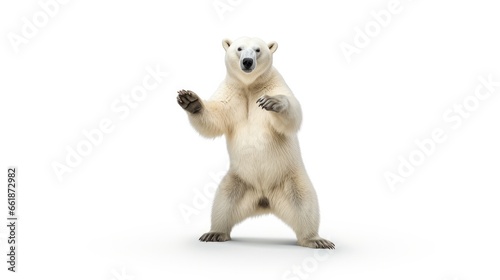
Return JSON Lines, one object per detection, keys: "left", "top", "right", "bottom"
{"left": 268, "top": 41, "right": 278, "bottom": 54}
{"left": 222, "top": 39, "right": 232, "bottom": 51}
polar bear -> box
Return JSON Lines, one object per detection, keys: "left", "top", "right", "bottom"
{"left": 177, "top": 37, "right": 334, "bottom": 249}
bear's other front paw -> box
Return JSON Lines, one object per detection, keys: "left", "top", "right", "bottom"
{"left": 177, "top": 89, "right": 203, "bottom": 114}
{"left": 256, "top": 95, "right": 288, "bottom": 113}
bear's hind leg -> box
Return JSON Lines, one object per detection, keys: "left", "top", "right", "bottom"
{"left": 272, "top": 177, "right": 335, "bottom": 249}
{"left": 199, "top": 172, "right": 255, "bottom": 242}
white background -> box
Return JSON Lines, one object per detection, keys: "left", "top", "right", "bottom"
{"left": 1, "top": 0, "right": 500, "bottom": 279}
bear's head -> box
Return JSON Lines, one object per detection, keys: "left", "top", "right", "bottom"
{"left": 222, "top": 37, "right": 278, "bottom": 85}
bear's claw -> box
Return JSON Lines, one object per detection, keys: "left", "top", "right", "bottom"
{"left": 256, "top": 95, "right": 287, "bottom": 113}
{"left": 298, "top": 237, "right": 335, "bottom": 249}
{"left": 199, "top": 232, "right": 231, "bottom": 242}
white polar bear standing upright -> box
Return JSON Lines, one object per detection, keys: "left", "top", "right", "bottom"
{"left": 177, "top": 37, "right": 334, "bottom": 249}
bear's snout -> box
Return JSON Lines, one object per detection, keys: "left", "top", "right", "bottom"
{"left": 242, "top": 58, "right": 254, "bottom": 70}
{"left": 239, "top": 48, "right": 256, "bottom": 73}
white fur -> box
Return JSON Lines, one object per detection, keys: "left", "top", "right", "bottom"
{"left": 179, "top": 37, "right": 334, "bottom": 249}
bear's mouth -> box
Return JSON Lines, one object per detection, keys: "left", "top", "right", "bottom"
{"left": 242, "top": 68, "right": 254, "bottom": 73}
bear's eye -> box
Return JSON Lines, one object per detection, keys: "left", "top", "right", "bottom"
{"left": 255, "top": 48, "right": 260, "bottom": 53}
{"left": 237, "top": 47, "right": 242, "bottom": 51}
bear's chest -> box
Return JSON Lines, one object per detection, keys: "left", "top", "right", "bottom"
{"left": 227, "top": 96, "right": 275, "bottom": 145}
{"left": 230, "top": 92, "right": 269, "bottom": 123}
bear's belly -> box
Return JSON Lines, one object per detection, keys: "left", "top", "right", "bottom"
{"left": 226, "top": 126, "right": 300, "bottom": 188}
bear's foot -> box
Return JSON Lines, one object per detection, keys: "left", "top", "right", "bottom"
{"left": 297, "top": 237, "right": 335, "bottom": 249}
{"left": 177, "top": 89, "right": 202, "bottom": 114}
{"left": 199, "top": 232, "right": 231, "bottom": 242}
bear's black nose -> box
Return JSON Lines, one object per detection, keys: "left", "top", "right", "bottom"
{"left": 242, "top": 58, "right": 253, "bottom": 69}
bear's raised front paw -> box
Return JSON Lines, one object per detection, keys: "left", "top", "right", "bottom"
{"left": 256, "top": 95, "right": 288, "bottom": 113}
{"left": 177, "top": 89, "right": 202, "bottom": 114}
{"left": 199, "top": 232, "right": 231, "bottom": 242}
